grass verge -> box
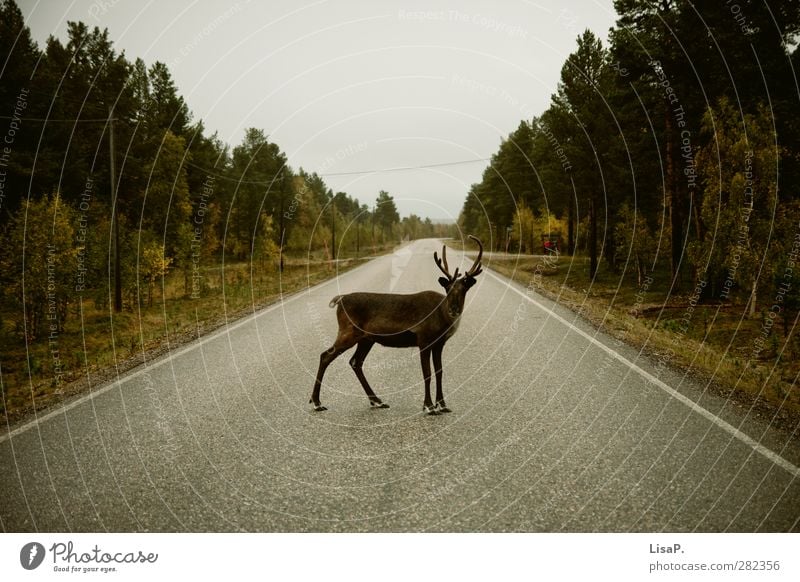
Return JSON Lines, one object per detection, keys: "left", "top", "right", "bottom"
{"left": 0, "top": 246, "right": 393, "bottom": 429}
{"left": 464, "top": 247, "right": 800, "bottom": 423}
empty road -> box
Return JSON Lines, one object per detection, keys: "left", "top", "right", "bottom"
{"left": 1, "top": 239, "right": 799, "bottom": 532}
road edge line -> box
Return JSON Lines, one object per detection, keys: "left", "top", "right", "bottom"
{"left": 486, "top": 269, "right": 800, "bottom": 480}
{"left": 0, "top": 258, "right": 377, "bottom": 445}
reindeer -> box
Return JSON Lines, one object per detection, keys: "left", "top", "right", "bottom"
{"left": 309, "top": 236, "right": 483, "bottom": 415}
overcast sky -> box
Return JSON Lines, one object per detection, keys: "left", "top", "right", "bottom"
{"left": 20, "top": 0, "right": 617, "bottom": 220}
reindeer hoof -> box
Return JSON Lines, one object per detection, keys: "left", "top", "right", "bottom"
{"left": 423, "top": 406, "right": 439, "bottom": 416}
{"left": 436, "top": 404, "right": 452, "bottom": 413}
{"left": 312, "top": 404, "right": 328, "bottom": 412}
{"left": 370, "top": 401, "right": 390, "bottom": 409}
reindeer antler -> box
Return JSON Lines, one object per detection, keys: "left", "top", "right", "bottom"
{"left": 434, "top": 245, "right": 460, "bottom": 282}
{"left": 465, "top": 235, "right": 483, "bottom": 277}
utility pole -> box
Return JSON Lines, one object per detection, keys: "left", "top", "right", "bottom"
{"left": 331, "top": 195, "right": 336, "bottom": 262}
{"left": 109, "top": 105, "right": 121, "bottom": 312}
{"left": 589, "top": 195, "right": 598, "bottom": 280}
{"left": 279, "top": 173, "right": 285, "bottom": 272}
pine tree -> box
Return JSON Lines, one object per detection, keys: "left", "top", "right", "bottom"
{"left": 0, "top": 194, "right": 77, "bottom": 339}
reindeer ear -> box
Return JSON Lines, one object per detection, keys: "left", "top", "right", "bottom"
{"left": 438, "top": 277, "right": 451, "bottom": 289}
{"left": 463, "top": 276, "right": 476, "bottom": 289}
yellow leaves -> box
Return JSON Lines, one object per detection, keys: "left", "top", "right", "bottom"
{"left": 0, "top": 193, "right": 78, "bottom": 338}
{"left": 254, "top": 212, "right": 280, "bottom": 269}
{"left": 511, "top": 202, "right": 567, "bottom": 254}
{"left": 511, "top": 202, "right": 536, "bottom": 254}
{"left": 141, "top": 242, "right": 172, "bottom": 282}
{"left": 139, "top": 240, "right": 171, "bottom": 305}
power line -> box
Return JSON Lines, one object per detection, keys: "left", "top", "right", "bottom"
{"left": 0, "top": 115, "right": 117, "bottom": 122}
{"left": 181, "top": 157, "right": 491, "bottom": 186}
{"left": 0, "top": 111, "right": 491, "bottom": 181}
{"left": 182, "top": 159, "right": 275, "bottom": 185}
{"left": 320, "top": 158, "right": 490, "bottom": 176}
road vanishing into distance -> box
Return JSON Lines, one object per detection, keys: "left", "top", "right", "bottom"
{"left": 1, "top": 239, "right": 799, "bottom": 532}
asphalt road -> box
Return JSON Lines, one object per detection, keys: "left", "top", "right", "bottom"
{"left": 1, "top": 239, "right": 799, "bottom": 532}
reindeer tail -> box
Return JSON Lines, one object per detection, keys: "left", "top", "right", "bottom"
{"left": 329, "top": 295, "right": 343, "bottom": 308}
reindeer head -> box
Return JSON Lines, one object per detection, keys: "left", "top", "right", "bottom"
{"left": 434, "top": 236, "right": 483, "bottom": 316}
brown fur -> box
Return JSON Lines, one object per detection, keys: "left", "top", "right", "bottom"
{"left": 309, "top": 237, "right": 483, "bottom": 414}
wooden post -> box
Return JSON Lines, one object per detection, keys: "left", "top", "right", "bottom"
{"left": 109, "top": 105, "right": 121, "bottom": 312}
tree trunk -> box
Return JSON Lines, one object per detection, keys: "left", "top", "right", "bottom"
{"left": 589, "top": 195, "right": 598, "bottom": 280}
{"left": 636, "top": 255, "right": 643, "bottom": 287}
{"left": 691, "top": 188, "right": 703, "bottom": 240}
{"left": 279, "top": 227, "right": 285, "bottom": 273}
{"left": 567, "top": 195, "right": 575, "bottom": 256}
{"left": 529, "top": 226, "right": 534, "bottom": 256}
{"left": 665, "top": 107, "right": 682, "bottom": 288}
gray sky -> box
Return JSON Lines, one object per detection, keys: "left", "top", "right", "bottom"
{"left": 20, "top": 0, "right": 617, "bottom": 219}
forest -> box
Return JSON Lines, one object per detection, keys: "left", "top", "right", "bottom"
{"left": 0, "top": 0, "right": 450, "bottom": 328}
{"left": 0, "top": 0, "right": 446, "bottom": 418}
{"left": 3, "top": 0, "right": 800, "bottom": 420}
{"left": 460, "top": 0, "right": 800, "bottom": 319}
{"left": 456, "top": 0, "right": 800, "bottom": 415}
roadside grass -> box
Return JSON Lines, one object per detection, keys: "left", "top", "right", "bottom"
{"left": 0, "top": 245, "right": 394, "bottom": 426}
{"left": 461, "top": 246, "right": 800, "bottom": 419}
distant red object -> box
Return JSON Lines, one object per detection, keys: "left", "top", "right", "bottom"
{"left": 541, "top": 233, "right": 560, "bottom": 254}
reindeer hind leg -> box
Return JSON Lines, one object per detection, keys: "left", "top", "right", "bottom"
{"left": 349, "top": 339, "right": 388, "bottom": 409}
{"left": 310, "top": 330, "right": 358, "bottom": 411}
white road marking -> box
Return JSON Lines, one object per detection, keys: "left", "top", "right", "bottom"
{"left": 6, "top": 249, "right": 798, "bottom": 483}
{"left": 486, "top": 269, "right": 800, "bottom": 479}
{"left": 0, "top": 260, "right": 368, "bottom": 445}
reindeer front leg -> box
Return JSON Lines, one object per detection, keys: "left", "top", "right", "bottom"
{"left": 420, "top": 346, "right": 438, "bottom": 415}
{"left": 432, "top": 344, "right": 451, "bottom": 413}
